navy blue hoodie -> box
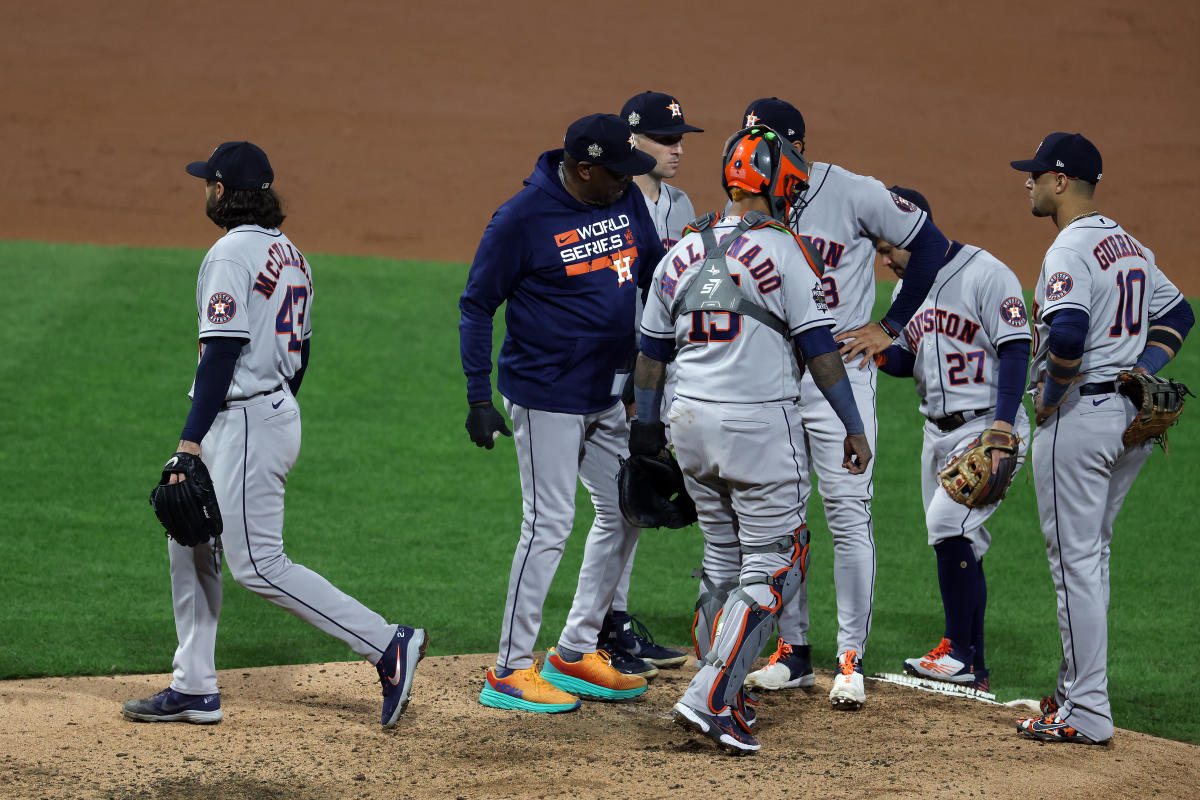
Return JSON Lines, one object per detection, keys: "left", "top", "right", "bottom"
{"left": 459, "top": 150, "right": 666, "bottom": 414}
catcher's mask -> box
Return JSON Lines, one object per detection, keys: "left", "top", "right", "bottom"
{"left": 721, "top": 126, "right": 810, "bottom": 223}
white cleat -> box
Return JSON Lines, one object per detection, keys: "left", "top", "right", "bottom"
{"left": 829, "top": 650, "right": 866, "bottom": 711}
{"left": 745, "top": 640, "right": 815, "bottom": 690}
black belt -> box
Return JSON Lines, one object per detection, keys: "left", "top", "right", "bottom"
{"left": 928, "top": 407, "right": 993, "bottom": 433}
{"left": 222, "top": 384, "right": 284, "bottom": 409}
{"left": 1078, "top": 381, "right": 1116, "bottom": 396}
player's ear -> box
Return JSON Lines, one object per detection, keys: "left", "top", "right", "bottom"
{"left": 214, "top": 181, "right": 226, "bottom": 200}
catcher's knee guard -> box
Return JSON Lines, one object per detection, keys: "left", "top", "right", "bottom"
{"left": 702, "top": 527, "right": 809, "bottom": 714}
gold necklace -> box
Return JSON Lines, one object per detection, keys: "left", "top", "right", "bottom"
{"left": 1064, "top": 210, "right": 1099, "bottom": 227}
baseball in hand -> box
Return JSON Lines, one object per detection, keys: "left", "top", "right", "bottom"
{"left": 493, "top": 431, "right": 501, "bottom": 441}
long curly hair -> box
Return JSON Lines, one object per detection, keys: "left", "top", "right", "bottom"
{"left": 206, "top": 183, "right": 286, "bottom": 230}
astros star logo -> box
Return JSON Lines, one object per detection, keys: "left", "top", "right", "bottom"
{"left": 628, "top": 134, "right": 635, "bottom": 150}
{"left": 667, "top": 101, "right": 681, "bottom": 117}
{"left": 1000, "top": 296, "right": 1028, "bottom": 327}
{"left": 1045, "top": 271, "right": 1073, "bottom": 301}
{"left": 206, "top": 291, "right": 236, "bottom": 324}
{"left": 745, "top": 111, "right": 759, "bottom": 126}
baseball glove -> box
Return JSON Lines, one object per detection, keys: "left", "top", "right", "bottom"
{"left": 617, "top": 452, "right": 697, "bottom": 529}
{"left": 149, "top": 452, "right": 222, "bottom": 546}
{"left": 1116, "top": 371, "right": 1193, "bottom": 451}
{"left": 938, "top": 428, "right": 1021, "bottom": 508}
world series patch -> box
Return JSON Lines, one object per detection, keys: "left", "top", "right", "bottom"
{"left": 1000, "top": 297, "right": 1028, "bottom": 327}
{"left": 1045, "top": 272, "right": 1073, "bottom": 301}
{"left": 207, "top": 292, "right": 236, "bottom": 324}
{"left": 889, "top": 191, "right": 917, "bottom": 213}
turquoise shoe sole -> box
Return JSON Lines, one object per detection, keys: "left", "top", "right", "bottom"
{"left": 479, "top": 684, "right": 580, "bottom": 713}
{"left": 540, "top": 659, "right": 648, "bottom": 701}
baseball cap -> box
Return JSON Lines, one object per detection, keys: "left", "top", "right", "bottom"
{"left": 887, "top": 185, "right": 933, "bottom": 222}
{"left": 1010, "top": 132, "right": 1102, "bottom": 183}
{"left": 186, "top": 141, "right": 274, "bottom": 191}
{"left": 742, "top": 98, "right": 805, "bottom": 142}
{"left": 564, "top": 114, "right": 657, "bottom": 175}
{"left": 621, "top": 91, "right": 704, "bottom": 136}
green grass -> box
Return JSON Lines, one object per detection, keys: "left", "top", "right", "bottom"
{"left": 0, "top": 240, "right": 1195, "bottom": 743}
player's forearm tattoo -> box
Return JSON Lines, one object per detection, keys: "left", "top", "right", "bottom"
{"left": 633, "top": 352, "right": 667, "bottom": 391}
{"left": 807, "top": 350, "right": 849, "bottom": 389}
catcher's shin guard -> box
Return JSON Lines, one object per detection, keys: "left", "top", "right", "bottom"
{"left": 692, "top": 571, "right": 737, "bottom": 660}
{"left": 703, "top": 528, "right": 809, "bottom": 715}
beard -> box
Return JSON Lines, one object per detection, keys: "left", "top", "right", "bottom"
{"left": 206, "top": 192, "right": 225, "bottom": 227}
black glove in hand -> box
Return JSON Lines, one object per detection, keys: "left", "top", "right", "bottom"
{"left": 628, "top": 419, "right": 667, "bottom": 457}
{"left": 466, "top": 402, "right": 511, "bottom": 449}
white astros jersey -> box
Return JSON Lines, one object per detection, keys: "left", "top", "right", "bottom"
{"left": 193, "top": 224, "right": 314, "bottom": 399}
{"left": 1031, "top": 215, "right": 1183, "bottom": 382}
{"left": 644, "top": 182, "right": 696, "bottom": 248}
{"left": 791, "top": 162, "right": 928, "bottom": 333}
{"left": 641, "top": 215, "right": 833, "bottom": 403}
{"left": 895, "top": 245, "right": 1031, "bottom": 419}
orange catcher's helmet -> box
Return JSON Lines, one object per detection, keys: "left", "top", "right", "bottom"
{"left": 722, "top": 126, "right": 810, "bottom": 222}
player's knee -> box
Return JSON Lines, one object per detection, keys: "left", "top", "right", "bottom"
{"left": 227, "top": 551, "right": 289, "bottom": 590}
{"left": 823, "top": 497, "right": 872, "bottom": 535}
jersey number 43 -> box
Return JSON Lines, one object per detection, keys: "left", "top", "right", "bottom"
{"left": 275, "top": 285, "right": 309, "bottom": 352}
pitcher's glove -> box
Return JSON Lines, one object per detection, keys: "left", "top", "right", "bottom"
{"left": 1117, "top": 371, "right": 1193, "bottom": 451}
{"left": 938, "top": 428, "right": 1021, "bottom": 508}
{"left": 149, "top": 452, "right": 222, "bottom": 546}
{"left": 617, "top": 452, "right": 697, "bottom": 529}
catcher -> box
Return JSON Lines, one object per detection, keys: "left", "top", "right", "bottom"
{"left": 869, "top": 188, "right": 1030, "bottom": 692}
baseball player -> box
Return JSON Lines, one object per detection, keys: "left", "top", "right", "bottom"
{"left": 731, "top": 99, "right": 951, "bottom": 710}
{"left": 636, "top": 126, "right": 872, "bottom": 754}
{"left": 460, "top": 114, "right": 668, "bottom": 713}
{"left": 595, "top": 91, "right": 705, "bottom": 678}
{"left": 123, "top": 142, "right": 427, "bottom": 728}
{"left": 1009, "top": 133, "right": 1193, "bottom": 743}
{"left": 872, "top": 187, "right": 1031, "bottom": 693}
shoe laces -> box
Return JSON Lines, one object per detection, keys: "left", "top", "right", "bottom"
{"left": 627, "top": 615, "right": 657, "bottom": 645}
{"left": 766, "top": 640, "right": 793, "bottom": 665}
{"left": 927, "top": 638, "right": 953, "bottom": 659}
{"left": 594, "top": 649, "right": 615, "bottom": 665}
{"left": 839, "top": 650, "right": 859, "bottom": 676}
{"left": 526, "top": 661, "right": 560, "bottom": 692}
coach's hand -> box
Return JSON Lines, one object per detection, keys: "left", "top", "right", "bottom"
{"left": 835, "top": 323, "right": 895, "bottom": 368}
{"left": 466, "top": 401, "right": 511, "bottom": 449}
{"left": 843, "top": 433, "right": 872, "bottom": 475}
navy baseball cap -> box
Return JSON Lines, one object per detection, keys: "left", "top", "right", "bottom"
{"left": 887, "top": 185, "right": 933, "bottom": 223}
{"left": 1010, "top": 132, "right": 1103, "bottom": 183}
{"left": 742, "top": 98, "right": 805, "bottom": 142}
{"left": 186, "top": 141, "right": 274, "bottom": 191}
{"left": 621, "top": 91, "right": 704, "bottom": 136}
{"left": 564, "top": 114, "right": 657, "bottom": 175}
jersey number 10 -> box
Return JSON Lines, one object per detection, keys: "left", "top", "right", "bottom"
{"left": 275, "top": 285, "right": 309, "bottom": 352}
{"left": 1108, "top": 268, "right": 1145, "bottom": 337}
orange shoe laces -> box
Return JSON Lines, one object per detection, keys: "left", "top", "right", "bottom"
{"left": 839, "top": 650, "right": 859, "bottom": 676}
{"left": 927, "top": 638, "right": 953, "bottom": 659}
{"left": 766, "top": 640, "right": 793, "bottom": 665}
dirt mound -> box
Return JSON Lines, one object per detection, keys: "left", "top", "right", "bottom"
{"left": 2, "top": 656, "right": 1197, "bottom": 799}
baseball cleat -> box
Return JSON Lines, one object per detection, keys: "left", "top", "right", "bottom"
{"left": 122, "top": 688, "right": 223, "bottom": 724}
{"left": 542, "top": 649, "right": 648, "bottom": 701}
{"left": 745, "top": 639, "right": 814, "bottom": 690}
{"left": 377, "top": 625, "right": 427, "bottom": 728}
{"left": 829, "top": 650, "right": 866, "bottom": 711}
{"left": 673, "top": 702, "right": 760, "bottom": 755}
{"left": 972, "top": 670, "right": 991, "bottom": 693}
{"left": 1040, "top": 694, "right": 1059, "bottom": 716}
{"left": 606, "top": 648, "right": 660, "bottom": 680}
{"left": 902, "top": 638, "right": 974, "bottom": 684}
{"left": 479, "top": 662, "right": 581, "bottom": 713}
{"left": 602, "top": 611, "right": 689, "bottom": 668}
{"left": 732, "top": 688, "right": 758, "bottom": 732}
{"left": 1016, "top": 713, "right": 1107, "bottom": 745}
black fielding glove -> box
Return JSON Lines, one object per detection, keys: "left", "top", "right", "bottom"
{"left": 628, "top": 419, "right": 667, "bottom": 457}
{"left": 466, "top": 402, "right": 512, "bottom": 449}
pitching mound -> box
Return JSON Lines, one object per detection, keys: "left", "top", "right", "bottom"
{"left": 2, "top": 655, "right": 1196, "bottom": 799}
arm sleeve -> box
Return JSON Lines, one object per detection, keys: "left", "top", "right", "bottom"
{"left": 994, "top": 339, "right": 1030, "bottom": 424}
{"left": 639, "top": 333, "right": 676, "bottom": 363}
{"left": 882, "top": 218, "right": 951, "bottom": 332}
{"left": 287, "top": 337, "right": 311, "bottom": 396}
{"left": 1045, "top": 308, "right": 1089, "bottom": 360}
{"left": 876, "top": 344, "right": 915, "bottom": 377}
{"left": 459, "top": 205, "right": 528, "bottom": 404}
{"left": 180, "top": 337, "right": 244, "bottom": 443}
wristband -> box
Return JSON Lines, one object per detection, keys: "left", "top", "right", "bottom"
{"left": 878, "top": 319, "right": 901, "bottom": 339}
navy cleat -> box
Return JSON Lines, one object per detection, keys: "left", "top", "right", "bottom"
{"left": 377, "top": 626, "right": 428, "bottom": 728}
{"left": 122, "top": 688, "right": 223, "bottom": 724}
{"left": 673, "top": 701, "right": 760, "bottom": 755}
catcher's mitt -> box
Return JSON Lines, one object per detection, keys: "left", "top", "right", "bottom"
{"left": 149, "top": 452, "right": 222, "bottom": 546}
{"left": 617, "top": 452, "right": 697, "bottom": 529}
{"left": 938, "top": 428, "right": 1021, "bottom": 508}
{"left": 1116, "top": 371, "right": 1193, "bottom": 451}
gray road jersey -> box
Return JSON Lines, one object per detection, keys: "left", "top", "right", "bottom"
{"left": 790, "top": 162, "right": 928, "bottom": 333}
{"left": 642, "top": 215, "right": 833, "bottom": 403}
{"left": 1031, "top": 215, "right": 1183, "bottom": 383}
{"left": 644, "top": 182, "right": 696, "bottom": 249}
{"left": 192, "top": 225, "right": 314, "bottom": 400}
{"left": 895, "top": 245, "right": 1031, "bottom": 419}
